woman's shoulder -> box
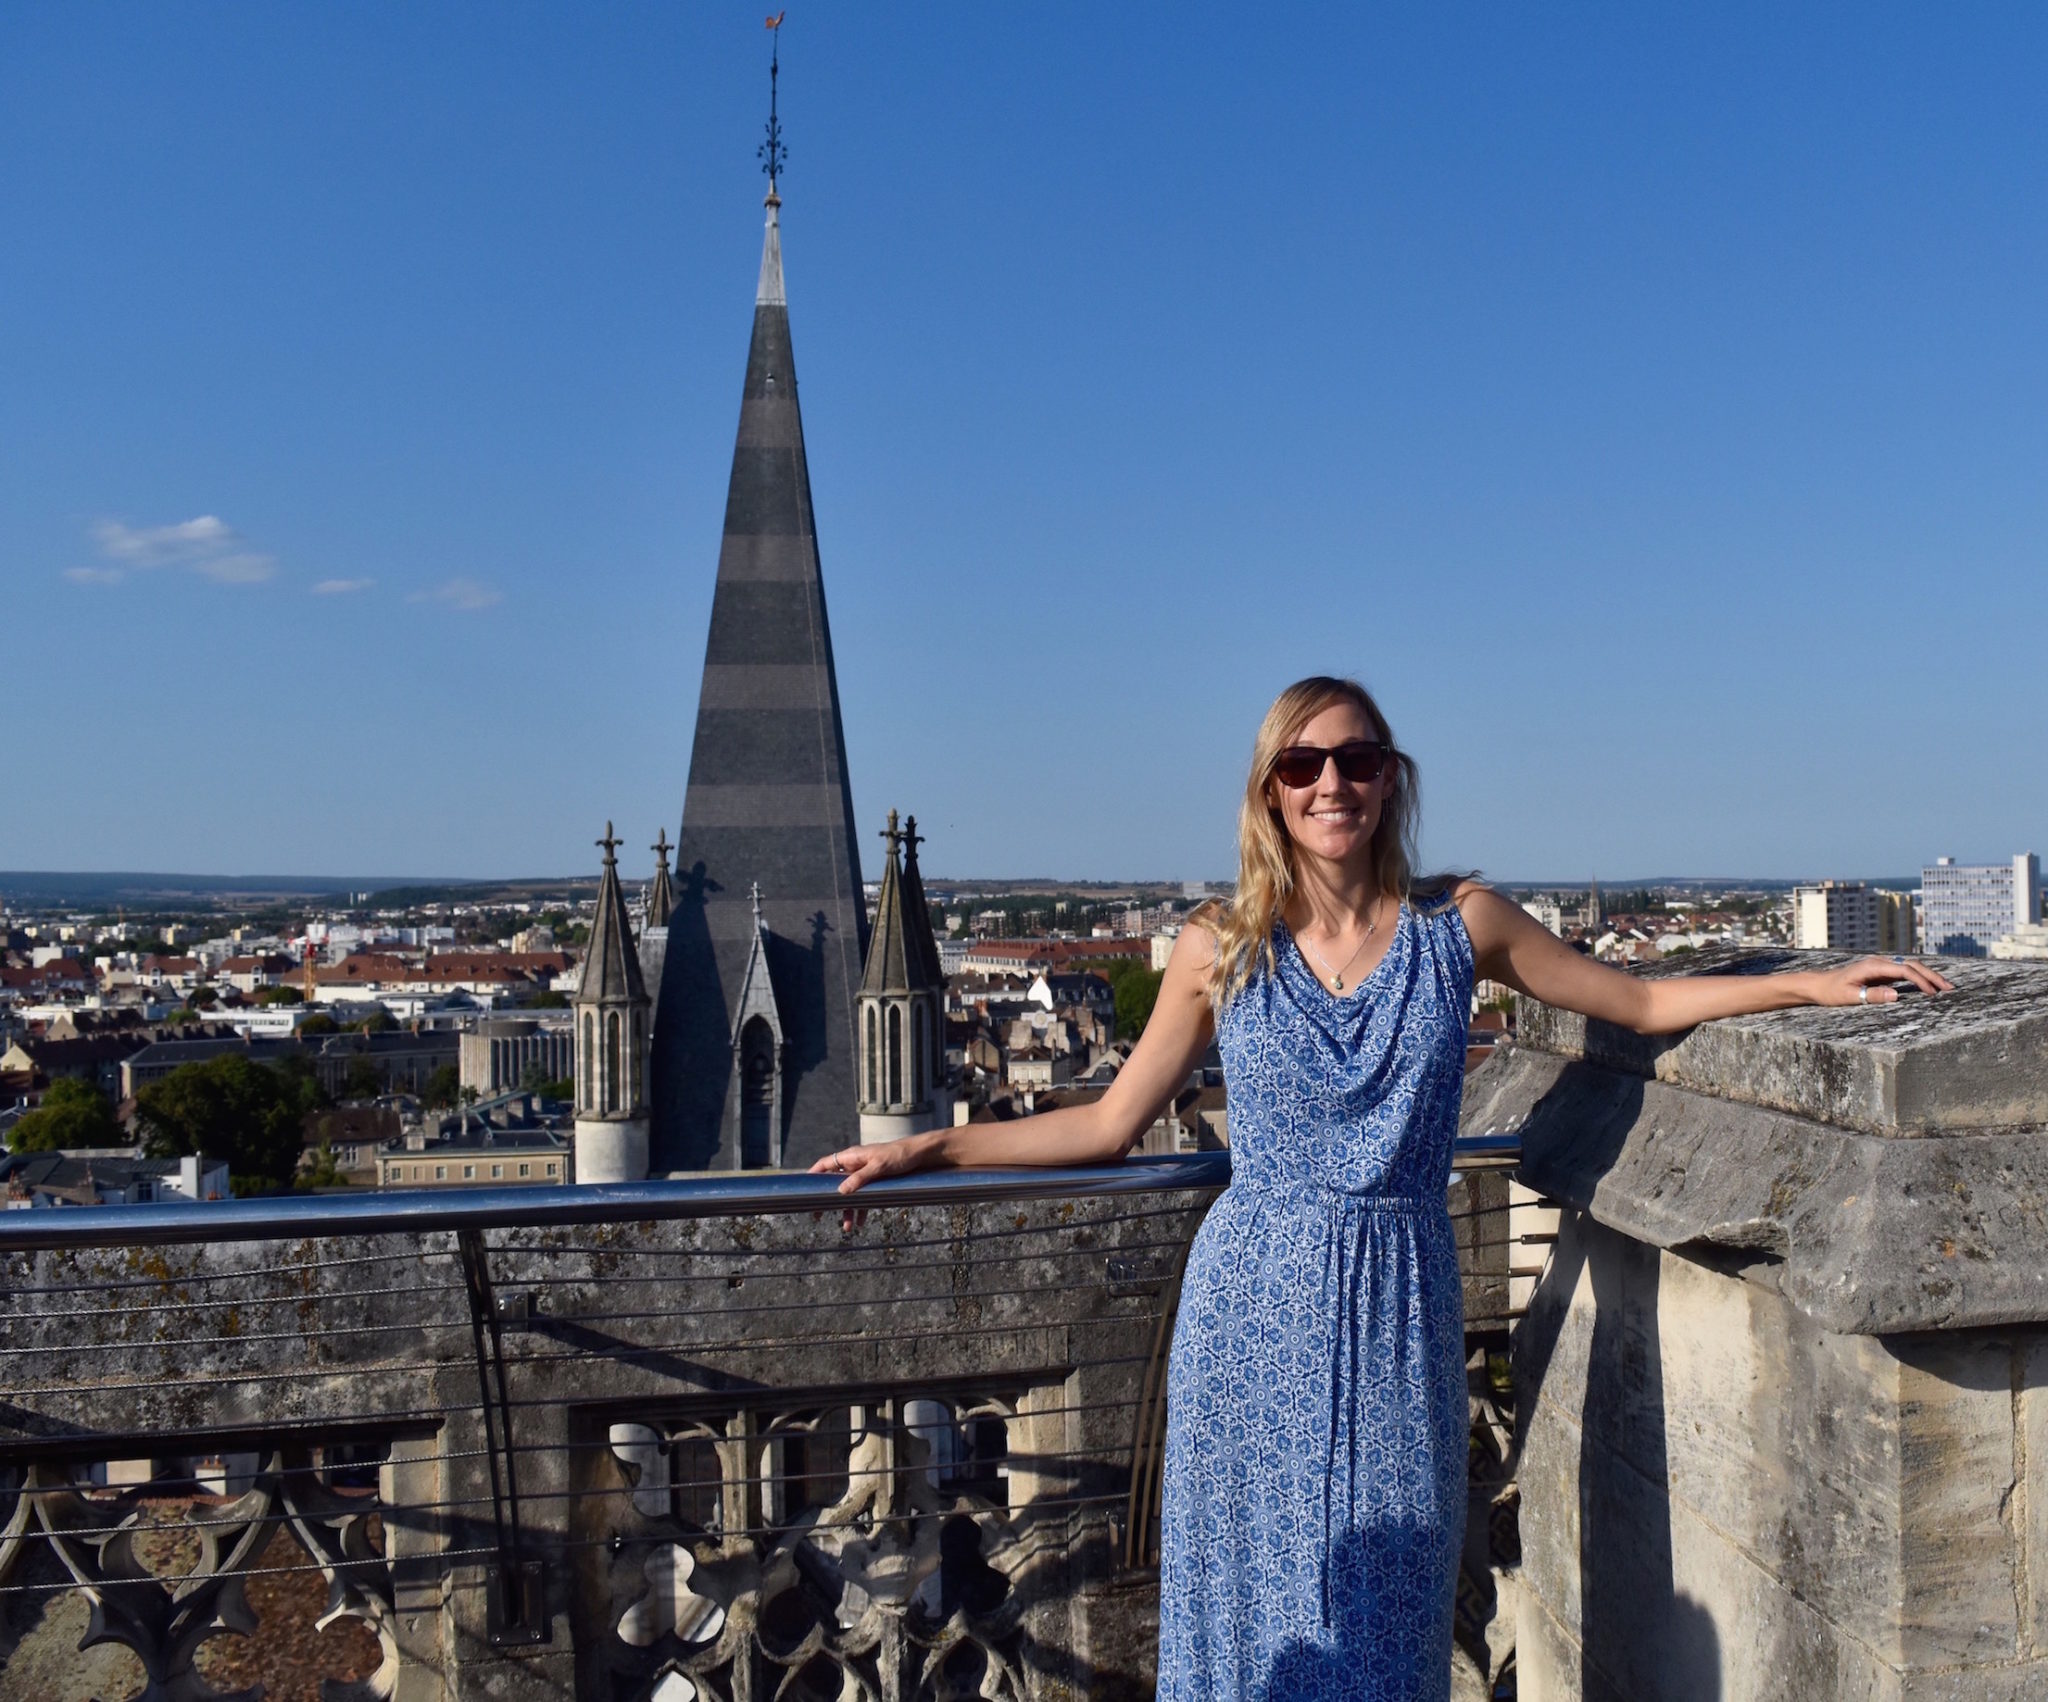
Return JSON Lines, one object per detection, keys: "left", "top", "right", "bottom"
{"left": 1408, "top": 874, "right": 1488, "bottom": 973}
{"left": 1408, "top": 872, "right": 1487, "bottom": 915}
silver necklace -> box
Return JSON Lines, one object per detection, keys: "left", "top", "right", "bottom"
{"left": 1299, "top": 901, "right": 1380, "bottom": 991}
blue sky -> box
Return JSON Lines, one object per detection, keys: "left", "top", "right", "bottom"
{"left": 5, "top": 4, "right": 2044, "bottom": 884}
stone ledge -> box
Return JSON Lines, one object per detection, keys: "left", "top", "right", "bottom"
{"left": 1464, "top": 1048, "right": 2048, "bottom": 1333}
{"left": 1512, "top": 947, "right": 2048, "bottom": 1134}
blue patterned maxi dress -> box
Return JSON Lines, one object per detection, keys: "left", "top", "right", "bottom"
{"left": 1157, "top": 899, "right": 1475, "bottom": 1702}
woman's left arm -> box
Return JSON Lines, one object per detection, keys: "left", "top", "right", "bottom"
{"left": 1453, "top": 884, "right": 1952, "bottom": 1036}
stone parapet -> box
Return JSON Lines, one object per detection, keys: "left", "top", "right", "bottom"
{"left": 1490, "top": 951, "right": 2048, "bottom": 1701}
{"left": 0, "top": 1186, "right": 1213, "bottom": 1700}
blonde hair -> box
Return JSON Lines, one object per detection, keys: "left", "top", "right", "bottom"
{"left": 1202, "top": 675, "right": 1447, "bottom": 1008}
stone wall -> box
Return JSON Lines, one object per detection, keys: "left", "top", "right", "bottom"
{"left": 0, "top": 1189, "right": 1215, "bottom": 1701}
{"left": 1477, "top": 949, "right": 2048, "bottom": 1701}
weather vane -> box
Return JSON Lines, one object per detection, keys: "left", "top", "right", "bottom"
{"left": 759, "top": 12, "right": 788, "bottom": 196}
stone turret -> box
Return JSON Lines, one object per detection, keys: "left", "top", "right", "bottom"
{"left": 857, "top": 812, "right": 949, "bottom": 1143}
{"left": 644, "top": 828, "right": 675, "bottom": 931}
{"left": 572, "top": 823, "right": 651, "bottom": 1183}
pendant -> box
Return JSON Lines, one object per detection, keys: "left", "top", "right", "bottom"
{"left": 1331, "top": 976, "right": 1344, "bottom": 990}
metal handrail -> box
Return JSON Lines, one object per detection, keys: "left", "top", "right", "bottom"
{"left": 0, "top": 1133, "right": 1520, "bottom": 1254}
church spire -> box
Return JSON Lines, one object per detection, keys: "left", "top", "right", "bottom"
{"left": 645, "top": 828, "right": 675, "bottom": 931}
{"left": 653, "top": 19, "right": 870, "bottom": 1172}
{"left": 856, "top": 810, "right": 949, "bottom": 1142}
{"left": 578, "top": 823, "right": 647, "bottom": 1008}
{"left": 574, "top": 822, "right": 652, "bottom": 1183}
{"left": 898, "top": 813, "right": 944, "bottom": 990}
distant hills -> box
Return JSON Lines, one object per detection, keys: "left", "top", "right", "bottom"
{"left": 0, "top": 871, "right": 596, "bottom": 909}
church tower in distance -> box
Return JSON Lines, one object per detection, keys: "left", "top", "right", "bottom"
{"left": 857, "top": 813, "right": 950, "bottom": 1143}
{"left": 650, "top": 142, "right": 868, "bottom": 1171}
{"left": 574, "top": 823, "right": 651, "bottom": 1183}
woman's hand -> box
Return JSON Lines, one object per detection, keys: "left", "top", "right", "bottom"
{"left": 809, "top": 1134, "right": 937, "bottom": 1196}
{"left": 808, "top": 1136, "right": 940, "bottom": 1233}
{"left": 1804, "top": 956, "right": 1954, "bottom": 1006}
{"left": 811, "top": 1138, "right": 937, "bottom": 1187}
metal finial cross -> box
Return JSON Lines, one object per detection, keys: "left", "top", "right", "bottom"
{"left": 901, "top": 814, "right": 925, "bottom": 860}
{"left": 651, "top": 827, "right": 671, "bottom": 870}
{"left": 597, "top": 821, "right": 620, "bottom": 864}
{"left": 759, "top": 13, "right": 788, "bottom": 192}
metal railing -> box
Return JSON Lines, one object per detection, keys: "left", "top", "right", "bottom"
{"left": 0, "top": 1136, "right": 1523, "bottom": 1701}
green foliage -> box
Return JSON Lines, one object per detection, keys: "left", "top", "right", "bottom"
{"left": 349, "top": 1009, "right": 397, "bottom": 1033}
{"left": 7, "top": 1078, "right": 120, "bottom": 1153}
{"left": 1094, "top": 957, "right": 1151, "bottom": 990}
{"left": 136, "top": 1053, "right": 329, "bottom": 1194}
{"left": 296, "top": 1142, "right": 350, "bottom": 1190}
{"left": 254, "top": 985, "right": 304, "bottom": 1006}
{"left": 189, "top": 985, "right": 219, "bottom": 1009}
{"left": 422, "top": 1065, "right": 461, "bottom": 1109}
{"left": 341, "top": 1057, "right": 383, "bottom": 1102}
{"left": 1111, "top": 966, "right": 1166, "bottom": 1042}
{"left": 526, "top": 990, "right": 568, "bottom": 1009}
{"left": 298, "top": 1013, "right": 339, "bottom": 1036}
{"left": 517, "top": 1061, "right": 575, "bottom": 1101}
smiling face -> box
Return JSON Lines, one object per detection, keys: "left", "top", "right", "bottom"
{"left": 1264, "top": 699, "right": 1398, "bottom": 873}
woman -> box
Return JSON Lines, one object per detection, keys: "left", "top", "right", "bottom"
{"left": 812, "top": 675, "right": 1949, "bottom": 1701}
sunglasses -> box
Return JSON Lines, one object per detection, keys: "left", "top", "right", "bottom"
{"left": 1271, "top": 740, "right": 1393, "bottom": 789}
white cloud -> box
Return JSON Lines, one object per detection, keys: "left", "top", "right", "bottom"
{"left": 310, "top": 577, "right": 375, "bottom": 596}
{"left": 409, "top": 576, "right": 501, "bottom": 612}
{"left": 70, "top": 513, "right": 275, "bottom": 587}
{"left": 92, "top": 515, "right": 234, "bottom": 566}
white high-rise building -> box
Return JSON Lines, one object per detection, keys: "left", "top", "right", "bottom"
{"left": 1920, "top": 854, "right": 2042, "bottom": 958}
{"left": 1791, "top": 882, "right": 1915, "bottom": 954}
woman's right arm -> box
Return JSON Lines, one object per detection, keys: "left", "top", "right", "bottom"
{"left": 811, "top": 923, "right": 1222, "bottom": 1194}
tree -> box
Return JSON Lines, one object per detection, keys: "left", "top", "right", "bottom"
{"left": 298, "top": 1013, "right": 339, "bottom": 1036}
{"left": 255, "top": 985, "right": 304, "bottom": 1006}
{"left": 136, "top": 1053, "right": 329, "bottom": 1196}
{"left": 422, "top": 1065, "right": 461, "bottom": 1109}
{"left": 341, "top": 1057, "right": 383, "bottom": 1102}
{"left": 189, "top": 985, "right": 220, "bottom": 1009}
{"left": 7, "top": 1078, "right": 120, "bottom": 1153}
{"left": 296, "top": 1142, "right": 350, "bottom": 1190}
{"left": 1112, "top": 967, "right": 1166, "bottom": 1042}
{"left": 349, "top": 1009, "right": 396, "bottom": 1034}
{"left": 527, "top": 990, "right": 568, "bottom": 1009}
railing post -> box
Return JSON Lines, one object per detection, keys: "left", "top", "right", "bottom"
{"left": 454, "top": 1228, "right": 547, "bottom": 1648}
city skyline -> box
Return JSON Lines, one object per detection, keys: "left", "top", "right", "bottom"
{"left": 8, "top": 7, "right": 2046, "bottom": 880}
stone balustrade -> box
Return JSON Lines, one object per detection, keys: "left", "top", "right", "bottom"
{"left": 1470, "top": 947, "right": 2048, "bottom": 1701}
{"left": 0, "top": 1141, "right": 1528, "bottom": 1700}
